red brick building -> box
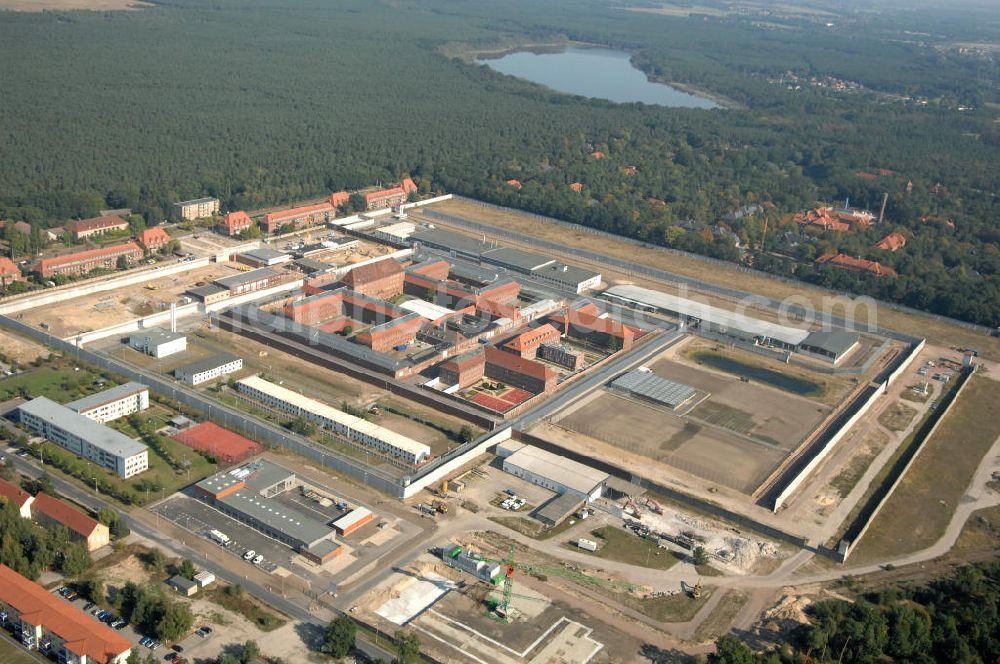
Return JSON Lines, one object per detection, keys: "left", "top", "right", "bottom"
{"left": 547, "top": 307, "right": 635, "bottom": 351}
{"left": 503, "top": 323, "right": 560, "bottom": 359}
{"left": 262, "top": 202, "right": 334, "bottom": 234}
{"left": 341, "top": 259, "right": 404, "bottom": 299}
{"left": 137, "top": 227, "right": 171, "bottom": 253}
{"left": 64, "top": 214, "right": 129, "bottom": 240}
{"left": 218, "top": 211, "right": 254, "bottom": 236}
{"left": 36, "top": 242, "right": 143, "bottom": 278}
{"left": 329, "top": 191, "right": 349, "bottom": 210}
{"left": 355, "top": 314, "right": 423, "bottom": 352}
{"left": 484, "top": 346, "right": 556, "bottom": 394}
{"left": 439, "top": 348, "right": 486, "bottom": 389}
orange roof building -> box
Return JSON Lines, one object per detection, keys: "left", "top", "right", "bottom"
{"left": 817, "top": 253, "right": 897, "bottom": 277}
{"left": 401, "top": 177, "right": 418, "bottom": 194}
{"left": 218, "top": 211, "right": 254, "bottom": 236}
{"left": 341, "top": 258, "right": 404, "bottom": 299}
{"left": 329, "top": 191, "right": 349, "bottom": 209}
{"left": 874, "top": 232, "right": 907, "bottom": 252}
{"left": 36, "top": 242, "right": 143, "bottom": 278}
{"left": 64, "top": 215, "right": 129, "bottom": 240}
{"left": 505, "top": 179, "right": 523, "bottom": 189}
{"left": 503, "top": 323, "right": 560, "bottom": 359}
{"left": 591, "top": 151, "right": 605, "bottom": 160}
{"left": 794, "top": 206, "right": 873, "bottom": 232}
{"left": 31, "top": 492, "right": 110, "bottom": 552}
{"left": 0, "top": 256, "right": 23, "bottom": 286}
{"left": 262, "top": 202, "right": 334, "bottom": 234}
{"left": 0, "top": 563, "right": 132, "bottom": 663}
{"left": 569, "top": 182, "right": 584, "bottom": 193}
{"left": 0, "top": 477, "right": 34, "bottom": 517}
{"left": 137, "top": 227, "right": 171, "bottom": 252}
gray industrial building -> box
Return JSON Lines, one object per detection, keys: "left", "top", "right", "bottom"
{"left": 798, "top": 329, "right": 861, "bottom": 364}
{"left": 194, "top": 460, "right": 342, "bottom": 562}
{"left": 496, "top": 440, "right": 608, "bottom": 501}
{"left": 609, "top": 370, "right": 699, "bottom": 410}
{"left": 129, "top": 328, "right": 187, "bottom": 358}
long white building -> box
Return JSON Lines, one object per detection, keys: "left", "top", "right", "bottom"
{"left": 18, "top": 397, "right": 149, "bottom": 478}
{"left": 236, "top": 375, "right": 431, "bottom": 464}
{"left": 66, "top": 382, "right": 149, "bottom": 423}
{"left": 129, "top": 328, "right": 187, "bottom": 358}
{"left": 175, "top": 353, "right": 243, "bottom": 385}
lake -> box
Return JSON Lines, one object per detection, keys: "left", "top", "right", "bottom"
{"left": 478, "top": 47, "right": 719, "bottom": 109}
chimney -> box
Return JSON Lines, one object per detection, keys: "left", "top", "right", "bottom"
{"left": 170, "top": 302, "right": 177, "bottom": 333}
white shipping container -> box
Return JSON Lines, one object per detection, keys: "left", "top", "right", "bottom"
{"left": 577, "top": 539, "right": 598, "bottom": 552}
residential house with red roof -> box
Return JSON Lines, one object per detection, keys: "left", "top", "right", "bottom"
{"left": 0, "top": 563, "right": 132, "bottom": 663}
{"left": 505, "top": 179, "right": 523, "bottom": 190}
{"left": 137, "top": 227, "right": 171, "bottom": 253}
{"left": 0, "top": 257, "right": 23, "bottom": 287}
{"left": 794, "top": 206, "right": 874, "bottom": 232}
{"left": 816, "top": 253, "right": 897, "bottom": 278}
{"left": 0, "top": 477, "right": 35, "bottom": 518}
{"left": 31, "top": 492, "right": 110, "bottom": 551}
{"left": 874, "top": 232, "right": 907, "bottom": 252}
{"left": 64, "top": 215, "right": 129, "bottom": 240}
{"left": 364, "top": 186, "right": 408, "bottom": 211}
{"left": 568, "top": 182, "right": 584, "bottom": 193}
{"left": 218, "top": 211, "right": 254, "bottom": 236}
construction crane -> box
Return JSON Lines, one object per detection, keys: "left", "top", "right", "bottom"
{"left": 471, "top": 545, "right": 638, "bottom": 622}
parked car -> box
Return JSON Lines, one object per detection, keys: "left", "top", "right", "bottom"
{"left": 252, "top": 554, "right": 263, "bottom": 565}
{"left": 64, "top": 591, "right": 78, "bottom": 601}
{"left": 83, "top": 602, "right": 95, "bottom": 612}
{"left": 139, "top": 637, "right": 153, "bottom": 648}
{"left": 505, "top": 488, "right": 516, "bottom": 496}
{"left": 242, "top": 550, "right": 256, "bottom": 561}
{"left": 164, "top": 654, "right": 178, "bottom": 662}
{"left": 196, "top": 627, "right": 211, "bottom": 638}
{"left": 171, "top": 644, "right": 184, "bottom": 653}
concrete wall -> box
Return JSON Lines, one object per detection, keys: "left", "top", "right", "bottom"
{"left": 401, "top": 427, "right": 512, "bottom": 499}
{"left": 838, "top": 365, "right": 972, "bottom": 561}
{"left": 0, "top": 258, "right": 211, "bottom": 315}
{"left": 400, "top": 194, "right": 453, "bottom": 210}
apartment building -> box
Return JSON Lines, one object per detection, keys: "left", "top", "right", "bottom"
{"left": 65, "top": 382, "right": 150, "bottom": 423}
{"left": 36, "top": 242, "right": 143, "bottom": 278}
{"left": 0, "top": 564, "right": 131, "bottom": 663}
{"left": 174, "top": 197, "right": 220, "bottom": 221}
{"left": 17, "top": 397, "right": 149, "bottom": 478}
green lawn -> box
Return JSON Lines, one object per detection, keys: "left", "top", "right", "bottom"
{"left": 566, "top": 526, "right": 679, "bottom": 571}
{"left": 0, "top": 364, "right": 112, "bottom": 403}
{"left": 0, "top": 633, "right": 47, "bottom": 664}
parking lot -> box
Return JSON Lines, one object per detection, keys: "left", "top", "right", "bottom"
{"left": 50, "top": 586, "right": 147, "bottom": 655}
{"left": 151, "top": 495, "right": 286, "bottom": 574}
{"left": 451, "top": 461, "right": 559, "bottom": 519}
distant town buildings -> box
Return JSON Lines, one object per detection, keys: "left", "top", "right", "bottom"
{"left": 794, "top": 206, "right": 874, "bottom": 232}
{"left": 817, "top": 252, "right": 897, "bottom": 277}
{"left": 174, "top": 197, "right": 220, "bottom": 220}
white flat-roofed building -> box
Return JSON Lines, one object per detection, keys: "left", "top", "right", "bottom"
{"left": 398, "top": 299, "right": 455, "bottom": 322}
{"left": 373, "top": 221, "right": 416, "bottom": 244}
{"left": 496, "top": 441, "right": 607, "bottom": 501}
{"left": 174, "top": 197, "right": 220, "bottom": 220}
{"left": 17, "top": 397, "right": 149, "bottom": 478}
{"left": 236, "top": 375, "right": 431, "bottom": 464}
{"left": 602, "top": 284, "right": 810, "bottom": 349}
{"left": 66, "top": 382, "right": 150, "bottom": 423}
{"left": 175, "top": 353, "right": 243, "bottom": 385}
{"left": 129, "top": 328, "right": 187, "bottom": 358}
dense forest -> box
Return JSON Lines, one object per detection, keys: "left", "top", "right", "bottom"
{"left": 709, "top": 562, "right": 1000, "bottom": 664}
{"left": 0, "top": 0, "right": 997, "bottom": 325}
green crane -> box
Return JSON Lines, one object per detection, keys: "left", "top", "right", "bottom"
{"left": 471, "top": 545, "right": 639, "bottom": 622}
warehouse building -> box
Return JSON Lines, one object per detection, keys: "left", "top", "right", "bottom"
{"left": 609, "top": 370, "right": 699, "bottom": 411}
{"left": 194, "top": 460, "right": 342, "bottom": 562}
{"left": 234, "top": 247, "right": 292, "bottom": 268}
{"left": 66, "top": 382, "right": 150, "bottom": 423}
{"left": 410, "top": 228, "right": 491, "bottom": 260}
{"left": 186, "top": 283, "right": 230, "bottom": 305}
{"left": 798, "top": 329, "right": 861, "bottom": 364}
{"left": 373, "top": 221, "right": 416, "bottom": 244}
{"left": 496, "top": 440, "right": 608, "bottom": 502}
{"left": 17, "top": 397, "right": 149, "bottom": 478}
{"left": 236, "top": 376, "right": 431, "bottom": 464}
{"left": 602, "top": 284, "right": 809, "bottom": 350}
{"left": 332, "top": 507, "right": 374, "bottom": 536}
{"left": 174, "top": 353, "right": 243, "bottom": 385}
{"left": 0, "top": 563, "right": 132, "bottom": 663}
{"left": 214, "top": 267, "right": 283, "bottom": 296}
{"left": 129, "top": 328, "right": 187, "bottom": 358}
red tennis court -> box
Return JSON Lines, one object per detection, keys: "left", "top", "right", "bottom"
{"left": 172, "top": 422, "right": 263, "bottom": 464}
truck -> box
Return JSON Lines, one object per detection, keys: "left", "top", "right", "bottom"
{"left": 432, "top": 500, "right": 449, "bottom": 514}
{"left": 577, "top": 539, "right": 598, "bottom": 552}
{"left": 207, "top": 530, "right": 231, "bottom": 547}
{"left": 417, "top": 503, "right": 437, "bottom": 516}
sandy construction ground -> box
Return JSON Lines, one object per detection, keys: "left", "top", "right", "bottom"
{"left": 17, "top": 263, "right": 239, "bottom": 338}
{"left": 0, "top": 328, "right": 49, "bottom": 365}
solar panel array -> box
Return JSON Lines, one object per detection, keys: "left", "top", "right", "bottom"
{"left": 610, "top": 370, "right": 697, "bottom": 409}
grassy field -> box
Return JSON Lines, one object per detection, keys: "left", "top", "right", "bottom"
{"left": 847, "top": 375, "right": 1000, "bottom": 564}
{"left": 692, "top": 590, "right": 750, "bottom": 643}
{"left": 0, "top": 634, "right": 46, "bottom": 664}
{"left": 429, "top": 199, "right": 1000, "bottom": 362}
{"left": 877, "top": 402, "right": 918, "bottom": 432}
{"left": 203, "top": 585, "right": 287, "bottom": 632}
{"left": 828, "top": 428, "right": 890, "bottom": 498}
{"left": 612, "top": 588, "right": 710, "bottom": 622}
{"left": 0, "top": 363, "right": 111, "bottom": 402}
{"left": 566, "top": 526, "right": 679, "bottom": 571}
{"left": 488, "top": 515, "right": 579, "bottom": 540}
